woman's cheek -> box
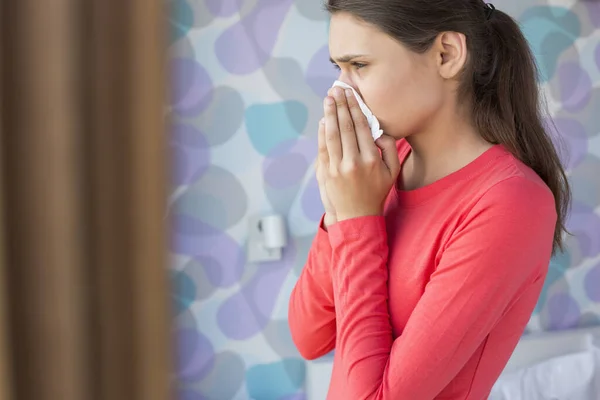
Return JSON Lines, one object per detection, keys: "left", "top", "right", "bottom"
{"left": 364, "top": 91, "right": 392, "bottom": 121}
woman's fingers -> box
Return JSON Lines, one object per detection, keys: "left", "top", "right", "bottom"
{"left": 324, "top": 96, "right": 343, "bottom": 166}
{"left": 331, "top": 87, "right": 359, "bottom": 161}
{"left": 376, "top": 135, "right": 400, "bottom": 177}
{"left": 344, "top": 89, "right": 379, "bottom": 159}
{"left": 317, "top": 117, "right": 328, "bottom": 167}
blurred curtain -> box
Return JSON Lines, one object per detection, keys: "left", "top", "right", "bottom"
{"left": 0, "top": 0, "right": 172, "bottom": 399}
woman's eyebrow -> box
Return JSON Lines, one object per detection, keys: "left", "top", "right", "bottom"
{"left": 329, "top": 54, "right": 368, "bottom": 64}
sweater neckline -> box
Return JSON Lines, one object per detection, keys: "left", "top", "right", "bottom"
{"left": 393, "top": 141, "right": 508, "bottom": 207}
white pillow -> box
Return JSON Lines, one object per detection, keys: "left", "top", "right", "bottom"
{"left": 489, "top": 347, "right": 600, "bottom": 400}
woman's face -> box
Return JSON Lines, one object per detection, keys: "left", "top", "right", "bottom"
{"left": 328, "top": 12, "right": 446, "bottom": 139}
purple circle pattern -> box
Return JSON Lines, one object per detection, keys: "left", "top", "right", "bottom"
{"left": 558, "top": 62, "right": 592, "bottom": 112}
{"left": 217, "top": 241, "right": 297, "bottom": 340}
{"left": 205, "top": 0, "right": 242, "bottom": 17}
{"left": 178, "top": 389, "right": 208, "bottom": 400}
{"left": 264, "top": 154, "right": 309, "bottom": 189}
{"left": 171, "top": 215, "right": 245, "bottom": 288}
{"left": 306, "top": 45, "right": 338, "bottom": 98}
{"left": 566, "top": 201, "right": 600, "bottom": 263}
{"left": 215, "top": 0, "right": 295, "bottom": 74}
{"left": 171, "top": 58, "right": 214, "bottom": 116}
{"left": 301, "top": 175, "right": 324, "bottom": 222}
{"left": 171, "top": 123, "right": 211, "bottom": 185}
{"left": 177, "top": 329, "right": 215, "bottom": 381}
{"left": 584, "top": 264, "right": 600, "bottom": 302}
{"left": 548, "top": 292, "right": 581, "bottom": 330}
{"left": 553, "top": 117, "right": 588, "bottom": 170}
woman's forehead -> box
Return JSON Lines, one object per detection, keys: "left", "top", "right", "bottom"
{"left": 329, "top": 16, "right": 399, "bottom": 59}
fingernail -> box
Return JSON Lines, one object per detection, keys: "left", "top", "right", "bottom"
{"left": 345, "top": 89, "right": 353, "bottom": 97}
{"left": 320, "top": 118, "right": 325, "bottom": 125}
{"left": 325, "top": 97, "right": 335, "bottom": 105}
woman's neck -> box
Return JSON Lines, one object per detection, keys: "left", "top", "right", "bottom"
{"left": 401, "top": 109, "right": 493, "bottom": 191}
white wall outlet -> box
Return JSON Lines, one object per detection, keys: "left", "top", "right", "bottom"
{"left": 246, "top": 215, "right": 286, "bottom": 263}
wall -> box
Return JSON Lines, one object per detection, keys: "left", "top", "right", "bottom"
{"left": 167, "top": 0, "right": 600, "bottom": 398}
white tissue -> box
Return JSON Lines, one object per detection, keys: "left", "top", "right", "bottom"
{"left": 331, "top": 80, "right": 383, "bottom": 140}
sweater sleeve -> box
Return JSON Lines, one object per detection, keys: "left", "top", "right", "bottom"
{"left": 328, "top": 177, "right": 557, "bottom": 399}
{"left": 289, "top": 214, "right": 337, "bottom": 360}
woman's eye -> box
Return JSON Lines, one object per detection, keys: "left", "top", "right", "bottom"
{"left": 331, "top": 62, "right": 366, "bottom": 71}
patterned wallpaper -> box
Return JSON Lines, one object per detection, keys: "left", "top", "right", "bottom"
{"left": 167, "top": 1, "right": 600, "bottom": 399}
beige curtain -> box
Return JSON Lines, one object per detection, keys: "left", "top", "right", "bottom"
{"left": 0, "top": 0, "right": 173, "bottom": 399}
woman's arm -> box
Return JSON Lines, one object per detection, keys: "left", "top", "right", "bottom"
{"left": 329, "top": 178, "right": 556, "bottom": 399}
{"left": 288, "top": 214, "right": 337, "bottom": 360}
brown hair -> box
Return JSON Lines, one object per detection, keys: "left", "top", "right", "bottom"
{"left": 326, "top": 0, "right": 571, "bottom": 253}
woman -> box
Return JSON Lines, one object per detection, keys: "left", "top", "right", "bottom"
{"left": 288, "top": 1, "right": 571, "bottom": 399}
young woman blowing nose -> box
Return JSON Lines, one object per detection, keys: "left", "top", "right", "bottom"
{"left": 288, "top": 1, "right": 571, "bottom": 399}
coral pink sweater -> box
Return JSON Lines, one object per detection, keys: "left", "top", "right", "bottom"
{"left": 289, "top": 140, "right": 557, "bottom": 399}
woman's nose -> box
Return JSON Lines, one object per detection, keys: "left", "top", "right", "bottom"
{"left": 331, "top": 77, "right": 360, "bottom": 96}
{"left": 333, "top": 72, "right": 354, "bottom": 85}
{"left": 336, "top": 72, "right": 352, "bottom": 86}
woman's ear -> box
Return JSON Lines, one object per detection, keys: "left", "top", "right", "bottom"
{"left": 432, "top": 31, "right": 468, "bottom": 80}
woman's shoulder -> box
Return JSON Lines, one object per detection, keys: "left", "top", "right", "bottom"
{"left": 484, "top": 146, "right": 554, "bottom": 205}
{"left": 469, "top": 154, "right": 557, "bottom": 226}
{"left": 449, "top": 145, "right": 557, "bottom": 229}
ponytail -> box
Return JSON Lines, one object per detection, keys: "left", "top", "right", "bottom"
{"left": 470, "top": 9, "right": 571, "bottom": 253}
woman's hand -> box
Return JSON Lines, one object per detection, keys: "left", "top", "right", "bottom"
{"left": 315, "top": 89, "right": 340, "bottom": 229}
{"left": 315, "top": 156, "right": 337, "bottom": 228}
{"left": 321, "top": 86, "right": 400, "bottom": 222}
